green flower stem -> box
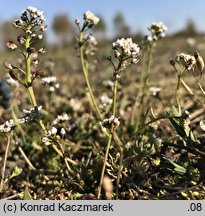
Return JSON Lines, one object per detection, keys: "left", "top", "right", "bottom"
{"left": 175, "top": 74, "right": 181, "bottom": 110}
{"left": 24, "top": 29, "right": 69, "bottom": 171}
{"left": 25, "top": 32, "right": 47, "bottom": 134}
{"left": 98, "top": 77, "right": 119, "bottom": 199}
{"left": 97, "top": 133, "right": 112, "bottom": 199}
{"left": 25, "top": 34, "right": 37, "bottom": 107}
{"left": 131, "top": 49, "right": 147, "bottom": 125}
{"left": 134, "top": 44, "right": 153, "bottom": 132}
{"left": 112, "top": 79, "right": 118, "bottom": 116}
{"left": 79, "top": 32, "right": 102, "bottom": 120}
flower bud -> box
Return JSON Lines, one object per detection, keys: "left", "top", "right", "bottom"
{"left": 169, "top": 59, "right": 175, "bottom": 67}
{"left": 75, "top": 19, "right": 80, "bottom": 25}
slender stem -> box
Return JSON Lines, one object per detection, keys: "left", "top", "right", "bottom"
{"left": 197, "top": 81, "right": 205, "bottom": 95}
{"left": 79, "top": 33, "right": 124, "bottom": 195}
{"left": 134, "top": 44, "right": 153, "bottom": 132}
{"left": 180, "top": 78, "right": 205, "bottom": 108}
{"left": 52, "top": 144, "right": 76, "bottom": 174}
{"left": 175, "top": 74, "right": 181, "bottom": 110}
{"left": 131, "top": 49, "right": 147, "bottom": 124}
{"left": 25, "top": 34, "right": 37, "bottom": 107}
{"left": 18, "top": 147, "right": 36, "bottom": 170}
{"left": 98, "top": 76, "right": 119, "bottom": 199}
{"left": 25, "top": 31, "right": 47, "bottom": 134}
{"left": 79, "top": 32, "right": 102, "bottom": 120}
{"left": 112, "top": 79, "right": 118, "bottom": 116}
{"left": 0, "top": 135, "right": 11, "bottom": 192}
{"left": 97, "top": 133, "right": 112, "bottom": 199}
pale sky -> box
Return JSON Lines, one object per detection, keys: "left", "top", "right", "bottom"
{"left": 0, "top": 0, "right": 205, "bottom": 41}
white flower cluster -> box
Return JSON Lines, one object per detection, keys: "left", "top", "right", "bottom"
{"left": 175, "top": 53, "right": 196, "bottom": 71}
{"left": 42, "top": 126, "right": 66, "bottom": 146}
{"left": 0, "top": 106, "right": 42, "bottom": 133}
{"left": 112, "top": 38, "right": 140, "bottom": 63}
{"left": 0, "top": 119, "right": 15, "bottom": 133}
{"left": 52, "top": 113, "right": 70, "bottom": 125}
{"left": 21, "top": 106, "right": 42, "bottom": 122}
{"left": 13, "top": 6, "right": 46, "bottom": 33}
{"left": 99, "top": 115, "right": 120, "bottom": 132}
{"left": 27, "top": 6, "right": 45, "bottom": 21}
{"left": 147, "top": 22, "right": 167, "bottom": 42}
{"left": 42, "top": 76, "right": 60, "bottom": 92}
{"left": 84, "top": 11, "right": 100, "bottom": 26}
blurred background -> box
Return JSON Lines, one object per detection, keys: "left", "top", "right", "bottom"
{"left": 0, "top": 0, "right": 205, "bottom": 48}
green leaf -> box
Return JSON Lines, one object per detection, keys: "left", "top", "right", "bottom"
{"left": 9, "top": 166, "right": 23, "bottom": 180}
{"left": 166, "top": 159, "right": 187, "bottom": 175}
{"left": 23, "top": 186, "right": 32, "bottom": 200}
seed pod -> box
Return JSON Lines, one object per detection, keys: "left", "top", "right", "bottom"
{"left": 4, "top": 61, "right": 13, "bottom": 70}
{"left": 35, "top": 69, "right": 46, "bottom": 78}
{"left": 9, "top": 70, "right": 19, "bottom": 81}
{"left": 27, "top": 47, "right": 36, "bottom": 55}
{"left": 7, "top": 41, "right": 17, "bottom": 50}
{"left": 194, "top": 50, "right": 204, "bottom": 78}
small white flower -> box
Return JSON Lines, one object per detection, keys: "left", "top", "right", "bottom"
{"left": 42, "top": 137, "right": 51, "bottom": 145}
{"left": 112, "top": 38, "right": 140, "bottom": 59}
{"left": 99, "top": 115, "right": 120, "bottom": 132}
{"left": 51, "top": 127, "right": 57, "bottom": 135}
{"left": 147, "top": 22, "right": 167, "bottom": 41}
{"left": 60, "top": 128, "right": 66, "bottom": 136}
{"left": 84, "top": 11, "right": 100, "bottom": 26}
